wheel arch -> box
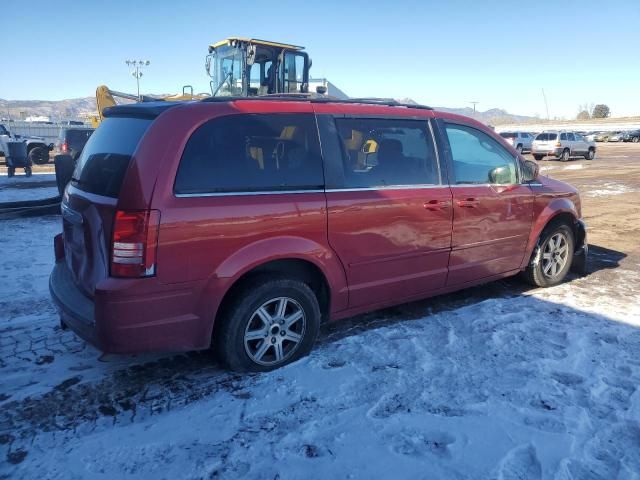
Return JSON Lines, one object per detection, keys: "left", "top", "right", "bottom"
{"left": 201, "top": 237, "right": 349, "bottom": 346}
{"left": 521, "top": 201, "right": 583, "bottom": 269}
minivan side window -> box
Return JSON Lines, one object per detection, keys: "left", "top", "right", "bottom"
{"left": 445, "top": 124, "right": 518, "bottom": 185}
{"left": 175, "top": 113, "right": 324, "bottom": 194}
{"left": 333, "top": 118, "right": 439, "bottom": 188}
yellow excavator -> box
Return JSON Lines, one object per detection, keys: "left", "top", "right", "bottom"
{"left": 92, "top": 37, "right": 317, "bottom": 126}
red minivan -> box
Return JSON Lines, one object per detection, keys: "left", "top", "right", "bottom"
{"left": 50, "top": 97, "right": 587, "bottom": 371}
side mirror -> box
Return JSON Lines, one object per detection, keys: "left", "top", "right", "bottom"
{"left": 315, "top": 85, "right": 327, "bottom": 95}
{"left": 521, "top": 159, "right": 540, "bottom": 182}
{"left": 205, "top": 54, "right": 213, "bottom": 77}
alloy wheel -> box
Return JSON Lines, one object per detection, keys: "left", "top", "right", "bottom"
{"left": 542, "top": 232, "right": 569, "bottom": 279}
{"left": 243, "top": 297, "right": 306, "bottom": 366}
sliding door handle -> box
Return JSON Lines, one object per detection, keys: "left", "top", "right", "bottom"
{"left": 423, "top": 199, "right": 450, "bottom": 211}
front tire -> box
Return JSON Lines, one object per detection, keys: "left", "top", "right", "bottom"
{"left": 633, "top": 137, "right": 639, "bottom": 143}
{"left": 516, "top": 144, "right": 523, "bottom": 154}
{"left": 525, "top": 224, "right": 575, "bottom": 287}
{"left": 533, "top": 154, "right": 544, "bottom": 161}
{"left": 584, "top": 149, "right": 595, "bottom": 160}
{"left": 215, "top": 278, "right": 321, "bottom": 372}
{"left": 560, "top": 148, "right": 570, "bottom": 162}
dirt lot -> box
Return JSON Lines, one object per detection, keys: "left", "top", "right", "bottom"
{"left": 1, "top": 143, "right": 639, "bottom": 478}
{"left": 537, "top": 143, "right": 640, "bottom": 256}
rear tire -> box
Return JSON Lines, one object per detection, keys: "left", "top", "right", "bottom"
{"left": 524, "top": 223, "right": 575, "bottom": 287}
{"left": 633, "top": 137, "right": 639, "bottom": 143}
{"left": 516, "top": 144, "right": 523, "bottom": 154}
{"left": 215, "top": 277, "right": 321, "bottom": 372}
{"left": 560, "top": 148, "right": 570, "bottom": 162}
{"left": 533, "top": 154, "right": 544, "bottom": 161}
{"left": 24, "top": 166, "right": 32, "bottom": 177}
{"left": 28, "top": 146, "right": 49, "bottom": 165}
{"left": 7, "top": 166, "right": 15, "bottom": 177}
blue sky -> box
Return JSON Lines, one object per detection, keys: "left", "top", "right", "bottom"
{"left": 3, "top": 0, "right": 639, "bottom": 118}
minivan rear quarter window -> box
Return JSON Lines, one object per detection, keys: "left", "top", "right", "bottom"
{"left": 72, "top": 117, "right": 151, "bottom": 197}
{"left": 175, "top": 113, "right": 323, "bottom": 194}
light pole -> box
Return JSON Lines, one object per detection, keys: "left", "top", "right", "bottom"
{"left": 470, "top": 101, "right": 479, "bottom": 113}
{"left": 541, "top": 88, "right": 550, "bottom": 120}
{"left": 125, "top": 59, "right": 150, "bottom": 100}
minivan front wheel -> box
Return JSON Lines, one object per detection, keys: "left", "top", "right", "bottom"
{"left": 216, "top": 278, "right": 321, "bottom": 372}
{"left": 525, "top": 224, "right": 574, "bottom": 287}
{"left": 560, "top": 148, "right": 570, "bottom": 162}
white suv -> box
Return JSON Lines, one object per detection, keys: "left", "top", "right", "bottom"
{"left": 531, "top": 131, "right": 596, "bottom": 161}
{"left": 499, "top": 131, "right": 533, "bottom": 153}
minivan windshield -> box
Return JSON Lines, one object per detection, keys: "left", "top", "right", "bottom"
{"left": 535, "top": 133, "right": 558, "bottom": 141}
{"left": 72, "top": 117, "right": 151, "bottom": 197}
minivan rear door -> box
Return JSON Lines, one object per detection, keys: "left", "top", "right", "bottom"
{"left": 62, "top": 116, "right": 152, "bottom": 296}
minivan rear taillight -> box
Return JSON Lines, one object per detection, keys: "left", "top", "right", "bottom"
{"left": 61, "top": 141, "right": 68, "bottom": 153}
{"left": 111, "top": 210, "right": 160, "bottom": 278}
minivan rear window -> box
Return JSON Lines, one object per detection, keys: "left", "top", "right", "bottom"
{"left": 499, "top": 132, "right": 516, "bottom": 138}
{"left": 535, "top": 133, "right": 558, "bottom": 141}
{"left": 71, "top": 117, "right": 151, "bottom": 197}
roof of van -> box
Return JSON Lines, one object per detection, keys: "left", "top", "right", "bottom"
{"left": 102, "top": 96, "right": 434, "bottom": 119}
{"left": 200, "top": 95, "right": 434, "bottom": 110}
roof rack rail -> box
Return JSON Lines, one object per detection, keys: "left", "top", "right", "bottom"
{"left": 200, "top": 95, "right": 433, "bottom": 110}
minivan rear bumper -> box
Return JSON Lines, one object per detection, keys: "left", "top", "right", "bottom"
{"left": 50, "top": 261, "right": 98, "bottom": 345}
{"left": 50, "top": 261, "right": 214, "bottom": 354}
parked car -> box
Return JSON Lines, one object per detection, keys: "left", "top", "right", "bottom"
{"left": 54, "top": 127, "right": 95, "bottom": 160}
{"left": 594, "top": 132, "right": 611, "bottom": 142}
{"left": 623, "top": 129, "right": 640, "bottom": 143}
{"left": 498, "top": 131, "right": 533, "bottom": 153}
{"left": 583, "top": 132, "right": 598, "bottom": 142}
{"left": 608, "top": 132, "right": 626, "bottom": 142}
{"left": 50, "top": 98, "right": 587, "bottom": 372}
{"left": 531, "top": 131, "right": 596, "bottom": 161}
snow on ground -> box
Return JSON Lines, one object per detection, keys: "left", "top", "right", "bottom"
{"left": 0, "top": 173, "right": 56, "bottom": 184}
{"left": 584, "top": 182, "right": 635, "bottom": 198}
{"left": 1, "top": 217, "right": 640, "bottom": 479}
{"left": 539, "top": 164, "right": 585, "bottom": 173}
{"left": 0, "top": 186, "right": 59, "bottom": 203}
{"left": 0, "top": 174, "right": 58, "bottom": 202}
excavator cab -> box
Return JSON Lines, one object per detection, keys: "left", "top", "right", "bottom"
{"left": 206, "top": 38, "right": 311, "bottom": 97}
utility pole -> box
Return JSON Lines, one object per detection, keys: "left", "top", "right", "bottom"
{"left": 470, "top": 101, "right": 479, "bottom": 113}
{"left": 125, "top": 60, "right": 150, "bottom": 100}
{"left": 541, "top": 88, "right": 550, "bottom": 120}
